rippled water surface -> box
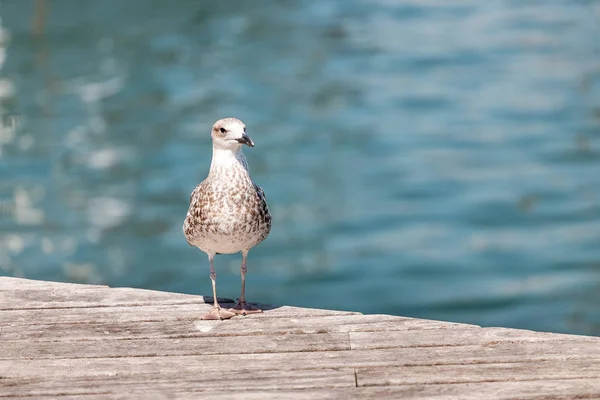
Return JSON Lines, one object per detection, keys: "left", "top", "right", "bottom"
{"left": 0, "top": 0, "right": 599, "bottom": 335}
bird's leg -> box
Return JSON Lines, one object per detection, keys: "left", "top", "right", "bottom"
{"left": 229, "top": 250, "right": 262, "bottom": 315}
{"left": 202, "top": 254, "right": 235, "bottom": 320}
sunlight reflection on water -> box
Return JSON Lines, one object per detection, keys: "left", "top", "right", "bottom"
{"left": 0, "top": 0, "right": 599, "bottom": 335}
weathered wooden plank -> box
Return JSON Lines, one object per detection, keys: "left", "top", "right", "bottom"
{"left": 0, "top": 367, "right": 356, "bottom": 398}
{"left": 0, "top": 277, "right": 107, "bottom": 290}
{"left": 350, "top": 327, "right": 600, "bottom": 350}
{"left": 0, "top": 279, "right": 357, "bottom": 318}
{"left": 0, "top": 332, "right": 350, "bottom": 360}
{"left": 3, "top": 378, "right": 600, "bottom": 399}
{"left": 356, "top": 359, "right": 600, "bottom": 386}
{"left": 0, "top": 305, "right": 362, "bottom": 329}
{"left": 0, "top": 304, "right": 443, "bottom": 328}
{"left": 0, "top": 285, "right": 209, "bottom": 310}
{"left": 2, "top": 277, "right": 600, "bottom": 399}
{"left": 0, "top": 313, "right": 474, "bottom": 342}
{"left": 154, "top": 379, "right": 600, "bottom": 400}
{"left": 3, "top": 341, "right": 600, "bottom": 380}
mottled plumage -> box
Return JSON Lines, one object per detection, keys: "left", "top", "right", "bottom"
{"left": 183, "top": 157, "right": 271, "bottom": 254}
{"left": 183, "top": 117, "right": 271, "bottom": 320}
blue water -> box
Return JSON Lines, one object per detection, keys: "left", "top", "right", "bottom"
{"left": 0, "top": 0, "right": 599, "bottom": 335}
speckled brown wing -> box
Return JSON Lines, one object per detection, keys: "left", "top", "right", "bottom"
{"left": 253, "top": 183, "right": 272, "bottom": 242}
{"left": 183, "top": 180, "right": 211, "bottom": 247}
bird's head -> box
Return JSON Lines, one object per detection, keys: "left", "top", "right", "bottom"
{"left": 211, "top": 118, "right": 254, "bottom": 151}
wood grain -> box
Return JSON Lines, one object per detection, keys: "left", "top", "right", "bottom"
{"left": 2, "top": 277, "right": 600, "bottom": 399}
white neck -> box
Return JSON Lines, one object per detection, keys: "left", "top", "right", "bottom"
{"left": 209, "top": 146, "right": 249, "bottom": 173}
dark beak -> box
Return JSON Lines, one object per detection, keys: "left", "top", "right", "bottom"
{"left": 237, "top": 133, "right": 254, "bottom": 147}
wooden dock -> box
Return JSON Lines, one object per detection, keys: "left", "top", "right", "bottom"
{"left": 1, "top": 277, "right": 600, "bottom": 399}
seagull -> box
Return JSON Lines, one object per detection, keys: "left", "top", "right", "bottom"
{"left": 183, "top": 118, "right": 272, "bottom": 320}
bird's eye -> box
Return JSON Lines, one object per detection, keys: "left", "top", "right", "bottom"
{"left": 219, "top": 127, "right": 226, "bottom": 133}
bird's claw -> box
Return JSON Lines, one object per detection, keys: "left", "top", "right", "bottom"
{"left": 229, "top": 300, "right": 263, "bottom": 316}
